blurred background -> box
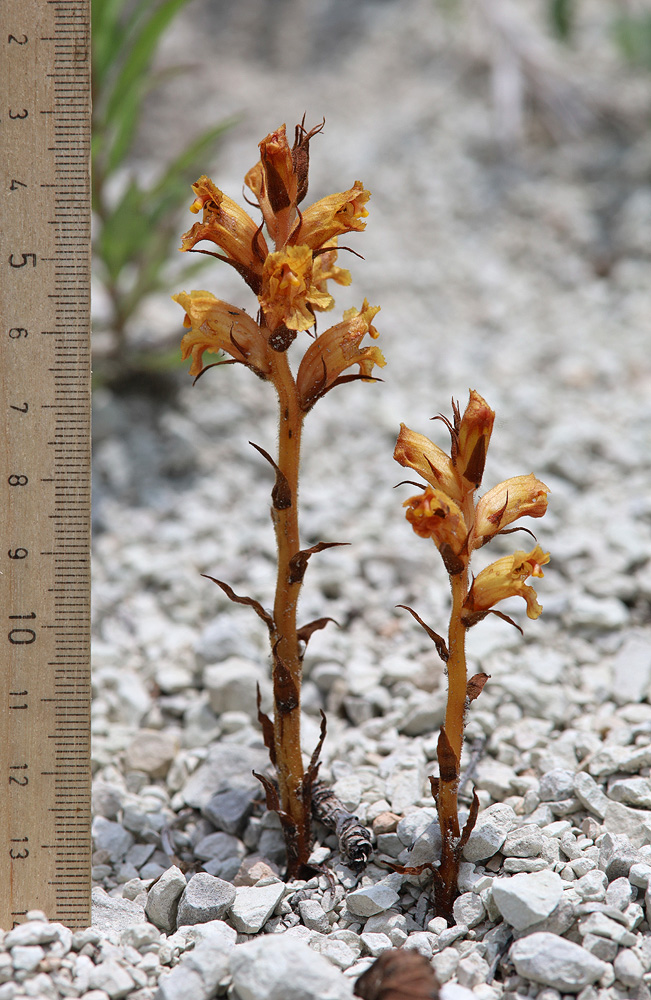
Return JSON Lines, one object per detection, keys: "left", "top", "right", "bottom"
{"left": 92, "top": 0, "right": 651, "bottom": 396}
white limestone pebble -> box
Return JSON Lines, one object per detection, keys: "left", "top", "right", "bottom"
{"left": 492, "top": 870, "right": 563, "bottom": 929}
{"left": 462, "top": 803, "right": 517, "bottom": 862}
{"left": 510, "top": 932, "right": 607, "bottom": 991}
{"left": 452, "top": 892, "right": 485, "bottom": 928}
{"left": 229, "top": 879, "right": 285, "bottom": 933}
{"left": 3, "top": 921, "right": 59, "bottom": 948}
{"left": 573, "top": 771, "right": 609, "bottom": 819}
{"left": 613, "top": 947, "right": 644, "bottom": 989}
{"left": 176, "top": 872, "right": 237, "bottom": 926}
{"left": 346, "top": 883, "right": 400, "bottom": 917}
{"left": 298, "top": 898, "right": 331, "bottom": 933}
{"left": 360, "top": 932, "right": 393, "bottom": 957}
{"left": 230, "top": 934, "right": 354, "bottom": 1000}
{"left": 124, "top": 728, "right": 179, "bottom": 778}
{"left": 10, "top": 945, "right": 44, "bottom": 971}
{"left": 145, "top": 864, "right": 187, "bottom": 932}
{"left": 88, "top": 959, "right": 136, "bottom": 999}
{"left": 91, "top": 886, "right": 147, "bottom": 935}
{"left": 155, "top": 921, "right": 237, "bottom": 1000}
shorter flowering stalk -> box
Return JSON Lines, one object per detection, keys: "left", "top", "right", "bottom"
{"left": 175, "top": 122, "right": 382, "bottom": 878}
{"left": 394, "top": 392, "right": 549, "bottom": 920}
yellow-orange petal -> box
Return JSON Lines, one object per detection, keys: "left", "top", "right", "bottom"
{"left": 259, "top": 245, "right": 326, "bottom": 333}
{"left": 394, "top": 424, "right": 462, "bottom": 503}
{"left": 173, "top": 290, "right": 272, "bottom": 378}
{"left": 472, "top": 475, "right": 549, "bottom": 548}
{"left": 180, "top": 175, "right": 267, "bottom": 279}
{"left": 463, "top": 545, "right": 550, "bottom": 622}
{"left": 311, "top": 240, "right": 352, "bottom": 311}
{"left": 402, "top": 486, "right": 468, "bottom": 574}
{"left": 293, "top": 181, "right": 370, "bottom": 251}
{"left": 296, "top": 300, "right": 383, "bottom": 411}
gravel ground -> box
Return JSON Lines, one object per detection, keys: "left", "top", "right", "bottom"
{"left": 5, "top": 1, "right": 651, "bottom": 998}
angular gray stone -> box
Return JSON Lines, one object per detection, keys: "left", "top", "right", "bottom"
{"left": 145, "top": 865, "right": 187, "bottom": 932}
{"left": 452, "top": 892, "right": 485, "bottom": 928}
{"left": 610, "top": 633, "right": 651, "bottom": 705}
{"left": 193, "top": 830, "right": 243, "bottom": 861}
{"left": 91, "top": 815, "right": 134, "bottom": 862}
{"left": 510, "top": 932, "right": 606, "bottom": 992}
{"left": 608, "top": 776, "right": 651, "bottom": 808}
{"left": 573, "top": 771, "right": 609, "bottom": 820}
{"left": 202, "top": 786, "right": 258, "bottom": 836}
{"left": 229, "top": 880, "right": 285, "bottom": 933}
{"left": 598, "top": 832, "right": 641, "bottom": 879}
{"left": 88, "top": 960, "right": 136, "bottom": 999}
{"left": 539, "top": 769, "right": 576, "bottom": 802}
{"left": 501, "top": 824, "right": 544, "bottom": 858}
{"left": 577, "top": 911, "right": 637, "bottom": 946}
{"left": 91, "top": 886, "right": 147, "bottom": 936}
{"left": 603, "top": 800, "right": 651, "bottom": 844}
{"left": 346, "top": 882, "right": 400, "bottom": 917}
{"left": 613, "top": 948, "right": 644, "bottom": 989}
{"left": 492, "top": 870, "right": 564, "bottom": 930}
{"left": 181, "top": 743, "right": 271, "bottom": 810}
{"left": 462, "top": 803, "right": 517, "bottom": 862}
{"left": 3, "top": 921, "right": 59, "bottom": 948}
{"left": 203, "top": 657, "right": 271, "bottom": 717}
{"left": 176, "top": 872, "right": 237, "bottom": 927}
{"left": 298, "top": 898, "right": 331, "bottom": 933}
{"left": 230, "top": 935, "right": 354, "bottom": 1000}
{"left": 155, "top": 921, "right": 236, "bottom": 1000}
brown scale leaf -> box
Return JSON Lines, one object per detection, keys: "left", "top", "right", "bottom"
{"left": 439, "top": 542, "right": 465, "bottom": 577}
{"left": 458, "top": 788, "right": 480, "bottom": 852}
{"left": 296, "top": 616, "right": 338, "bottom": 648}
{"left": 249, "top": 441, "right": 292, "bottom": 509}
{"left": 256, "top": 684, "right": 276, "bottom": 765}
{"left": 272, "top": 645, "right": 300, "bottom": 715}
{"left": 437, "top": 728, "right": 459, "bottom": 784}
{"left": 466, "top": 672, "right": 490, "bottom": 702}
{"left": 201, "top": 575, "right": 274, "bottom": 632}
{"left": 396, "top": 605, "right": 449, "bottom": 663}
{"left": 354, "top": 949, "right": 439, "bottom": 1000}
{"left": 288, "top": 541, "right": 349, "bottom": 585}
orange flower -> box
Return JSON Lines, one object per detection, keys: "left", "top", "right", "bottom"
{"left": 296, "top": 300, "right": 383, "bottom": 411}
{"left": 311, "top": 240, "right": 352, "bottom": 308}
{"left": 394, "top": 424, "right": 462, "bottom": 504}
{"left": 472, "top": 475, "right": 550, "bottom": 549}
{"left": 259, "top": 245, "right": 333, "bottom": 333}
{"left": 245, "top": 124, "right": 298, "bottom": 250}
{"left": 180, "top": 176, "right": 267, "bottom": 291}
{"left": 403, "top": 487, "right": 468, "bottom": 575}
{"left": 293, "top": 181, "right": 370, "bottom": 251}
{"left": 173, "top": 290, "right": 273, "bottom": 379}
{"left": 462, "top": 546, "right": 550, "bottom": 623}
{"left": 455, "top": 390, "right": 495, "bottom": 491}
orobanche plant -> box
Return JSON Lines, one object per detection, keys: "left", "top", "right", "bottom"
{"left": 174, "top": 121, "right": 382, "bottom": 877}
{"left": 394, "top": 391, "right": 550, "bottom": 920}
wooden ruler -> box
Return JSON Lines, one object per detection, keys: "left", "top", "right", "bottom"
{"left": 0, "top": 0, "right": 91, "bottom": 930}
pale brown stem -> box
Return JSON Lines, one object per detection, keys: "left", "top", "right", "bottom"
{"left": 269, "top": 348, "right": 309, "bottom": 872}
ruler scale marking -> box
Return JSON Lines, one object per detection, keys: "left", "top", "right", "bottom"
{"left": 1, "top": 0, "right": 91, "bottom": 929}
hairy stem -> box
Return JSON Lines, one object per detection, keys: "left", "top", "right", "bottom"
{"left": 269, "top": 349, "right": 308, "bottom": 874}
{"left": 436, "top": 567, "right": 469, "bottom": 920}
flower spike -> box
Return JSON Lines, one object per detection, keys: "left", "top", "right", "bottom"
{"left": 394, "top": 392, "right": 548, "bottom": 921}
{"left": 175, "top": 122, "right": 377, "bottom": 880}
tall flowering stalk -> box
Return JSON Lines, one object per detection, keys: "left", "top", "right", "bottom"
{"left": 394, "top": 391, "right": 549, "bottom": 920}
{"left": 174, "top": 122, "right": 383, "bottom": 877}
